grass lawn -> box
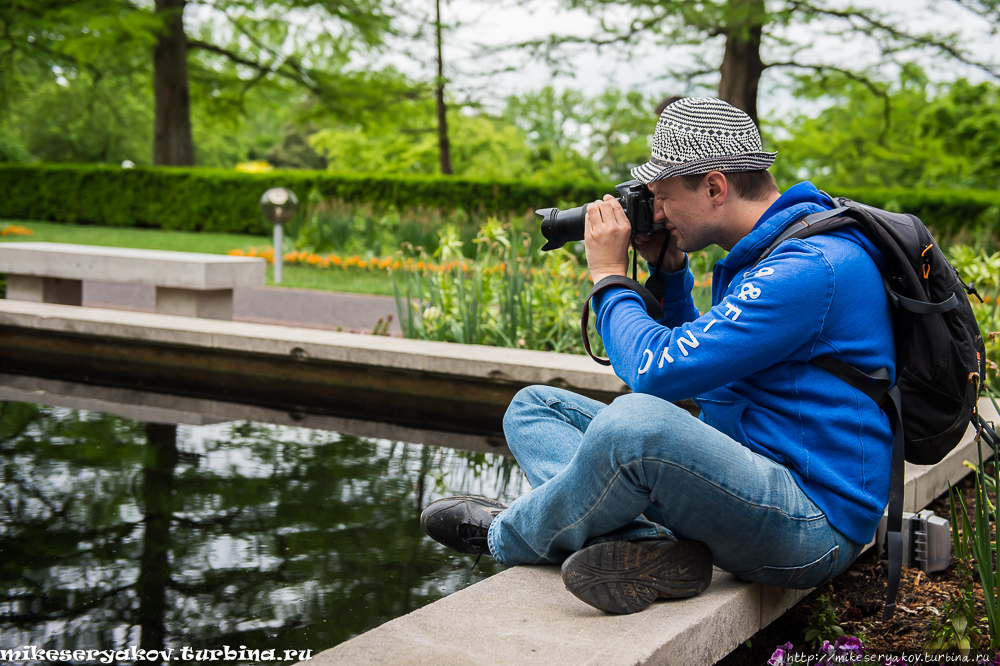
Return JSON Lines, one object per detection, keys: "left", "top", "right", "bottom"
{"left": 0, "top": 220, "right": 395, "bottom": 296}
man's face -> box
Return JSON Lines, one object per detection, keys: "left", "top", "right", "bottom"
{"left": 646, "top": 177, "right": 720, "bottom": 252}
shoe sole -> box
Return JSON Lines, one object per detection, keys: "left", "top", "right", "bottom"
{"left": 561, "top": 539, "right": 713, "bottom": 614}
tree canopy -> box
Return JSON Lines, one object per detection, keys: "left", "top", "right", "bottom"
{"left": 2, "top": 0, "right": 999, "bottom": 194}
{"left": 770, "top": 70, "right": 1000, "bottom": 191}
{"left": 513, "top": 0, "right": 1000, "bottom": 126}
{"left": 0, "top": 0, "right": 412, "bottom": 165}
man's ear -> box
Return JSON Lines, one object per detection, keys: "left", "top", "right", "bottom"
{"left": 705, "top": 171, "right": 728, "bottom": 206}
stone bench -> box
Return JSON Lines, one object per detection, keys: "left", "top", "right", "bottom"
{"left": 0, "top": 242, "right": 265, "bottom": 320}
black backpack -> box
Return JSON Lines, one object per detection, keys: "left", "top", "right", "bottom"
{"left": 755, "top": 196, "right": 986, "bottom": 620}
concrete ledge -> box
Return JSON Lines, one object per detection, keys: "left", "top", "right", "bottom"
{"left": 308, "top": 398, "right": 998, "bottom": 666}
{"left": 0, "top": 300, "right": 641, "bottom": 436}
{"left": 0, "top": 299, "right": 626, "bottom": 392}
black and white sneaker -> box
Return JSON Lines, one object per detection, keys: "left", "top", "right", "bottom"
{"left": 561, "top": 539, "right": 713, "bottom": 614}
{"left": 420, "top": 496, "right": 506, "bottom": 558}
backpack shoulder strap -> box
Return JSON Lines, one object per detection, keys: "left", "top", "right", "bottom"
{"left": 811, "top": 355, "right": 904, "bottom": 620}
{"left": 752, "top": 206, "right": 852, "bottom": 268}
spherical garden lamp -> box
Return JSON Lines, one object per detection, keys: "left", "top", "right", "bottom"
{"left": 259, "top": 187, "right": 298, "bottom": 284}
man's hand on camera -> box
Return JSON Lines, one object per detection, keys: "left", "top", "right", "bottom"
{"left": 635, "top": 229, "right": 685, "bottom": 274}
{"left": 585, "top": 195, "right": 632, "bottom": 284}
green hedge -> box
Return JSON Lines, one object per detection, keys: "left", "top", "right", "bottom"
{"left": 0, "top": 164, "right": 617, "bottom": 235}
{"left": 1, "top": 163, "right": 998, "bottom": 240}
{"left": 835, "top": 186, "right": 1000, "bottom": 241}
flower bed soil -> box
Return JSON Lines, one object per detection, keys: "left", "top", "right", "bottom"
{"left": 718, "top": 472, "right": 995, "bottom": 665}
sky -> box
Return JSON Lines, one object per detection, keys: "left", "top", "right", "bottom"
{"left": 381, "top": 0, "right": 1000, "bottom": 120}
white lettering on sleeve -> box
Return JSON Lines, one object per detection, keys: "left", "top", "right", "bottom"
{"left": 676, "top": 331, "right": 700, "bottom": 357}
{"left": 702, "top": 319, "right": 717, "bottom": 332}
{"left": 658, "top": 347, "right": 674, "bottom": 367}
{"left": 754, "top": 267, "right": 775, "bottom": 277}
{"left": 738, "top": 283, "right": 762, "bottom": 300}
{"left": 638, "top": 349, "right": 654, "bottom": 374}
{"left": 724, "top": 302, "right": 743, "bottom": 320}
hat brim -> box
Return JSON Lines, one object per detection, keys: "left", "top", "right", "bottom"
{"left": 631, "top": 151, "right": 777, "bottom": 184}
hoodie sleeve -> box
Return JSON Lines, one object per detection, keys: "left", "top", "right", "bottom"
{"left": 595, "top": 240, "right": 836, "bottom": 401}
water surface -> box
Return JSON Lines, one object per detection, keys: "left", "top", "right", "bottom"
{"left": 0, "top": 401, "right": 526, "bottom": 663}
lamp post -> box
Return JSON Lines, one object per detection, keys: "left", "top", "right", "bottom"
{"left": 259, "top": 188, "right": 298, "bottom": 284}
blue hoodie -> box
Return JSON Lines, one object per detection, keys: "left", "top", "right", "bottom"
{"left": 593, "top": 182, "right": 895, "bottom": 545}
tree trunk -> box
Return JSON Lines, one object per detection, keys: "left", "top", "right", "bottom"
{"left": 153, "top": 0, "right": 194, "bottom": 166}
{"left": 717, "top": 0, "right": 765, "bottom": 126}
{"left": 434, "top": 0, "right": 452, "bottom": 175}
{"left": 137, "top": 423, "right": 177, "bottom": 665}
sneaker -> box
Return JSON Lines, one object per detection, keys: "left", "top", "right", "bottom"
{"left": 561, "top": 539, "right": 713, "bottom": 614}
{"left": 420, "top": 495, "right": 506, "bottom": 556}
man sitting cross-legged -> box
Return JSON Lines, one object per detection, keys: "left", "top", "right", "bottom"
{"left": 420, "top": 97, "right": 894, "bottom": 615}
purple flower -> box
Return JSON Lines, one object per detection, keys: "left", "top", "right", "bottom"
{"left": 834, "top": 636, "right": 865, "bottom": 654}
{"left": 768, "top": 642, "right": 795, "bottom": 666}
{"left": 816, "top": 636, "right": 865, "bottom": 663}
{"left": 836, "top": 636, "right": 865, "bottom": 652}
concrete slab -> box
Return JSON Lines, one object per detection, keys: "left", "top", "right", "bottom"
{"left": 306, "top": 398, "right": 998, "bottom": 666}
{"left": 0, "top": 299, "right": 628, "bottom": 393}
{"left": 0, "top": 242, "right": 265, "bottom": 290}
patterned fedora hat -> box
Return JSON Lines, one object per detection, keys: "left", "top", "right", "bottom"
{"left": 631, "top": 97, "right": 777, "bottom": 184}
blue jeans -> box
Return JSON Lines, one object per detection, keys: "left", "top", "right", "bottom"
{"left": 487, "top": 386, "right": 865, "bottom": 589}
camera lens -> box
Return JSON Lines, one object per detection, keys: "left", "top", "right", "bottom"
{"left": 537, "top": 205, "right": 586, "bottom": 251}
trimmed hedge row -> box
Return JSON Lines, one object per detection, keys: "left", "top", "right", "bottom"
{"left": 1, "top": 163, "right": 998, "bottom": 239}
{"left": 835, "top": 186, "right": 1000, "bottom": 240}
{"left": 0, "top": 164, "right": 617, "bottom": 235}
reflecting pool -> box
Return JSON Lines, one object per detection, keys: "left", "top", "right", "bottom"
{"left": 0, "top": 400, "right": 527, "bottom": 663}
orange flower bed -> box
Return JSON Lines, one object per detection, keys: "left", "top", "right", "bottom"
{"left": 227, "top": 246, "right": 631, "bottom": 285}
{"left": 0, "top": 224, "right": 33, "bottom": 237}
{"left": 228, "top": 246, "right": 468, "bottom": 274}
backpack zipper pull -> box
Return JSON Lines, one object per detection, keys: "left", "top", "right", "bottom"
{"left": 955, "top": 267, "right": 985, "bottom": 302}
{"left": 921, "top": 244, "right": 934, "bottom": 280}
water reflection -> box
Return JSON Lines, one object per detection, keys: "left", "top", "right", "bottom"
{"left": 0, "top": 402, "right": 527, "bottom": 663}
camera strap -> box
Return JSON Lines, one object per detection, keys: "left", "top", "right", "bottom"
{"left": 643, "top": 236, "right": 671, "bottom": 301}
{"left": 582, "top": 275, "right": 665, "bottom": 366}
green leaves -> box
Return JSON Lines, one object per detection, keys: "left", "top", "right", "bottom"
{"left": 10, "top": 163, "right": 1000, "bottom": 241}
{"left": 942, "top": 393, "right": 1000, "bottom": 657}
{"left": 769, "top": 72, "right": 1000, "bottom": 193}
{"left": 1, "top": 0, "right": 411, "bottom": 165}
{"left": 392, "top": 220, "right": 596, "bottom": 354}
{"left": 803, "top": 593, "right": 846, "bottom": 649}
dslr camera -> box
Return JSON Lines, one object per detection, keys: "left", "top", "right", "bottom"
{"left": 536, "top": 180, "right": 664, "bottom": 251}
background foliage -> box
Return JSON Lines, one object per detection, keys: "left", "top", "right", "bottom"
{"left": 3, "top": 163, "right": 999, "bottom": 247}
{"left": 770, "top": 71, "right": 1000, "bottom": 193}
